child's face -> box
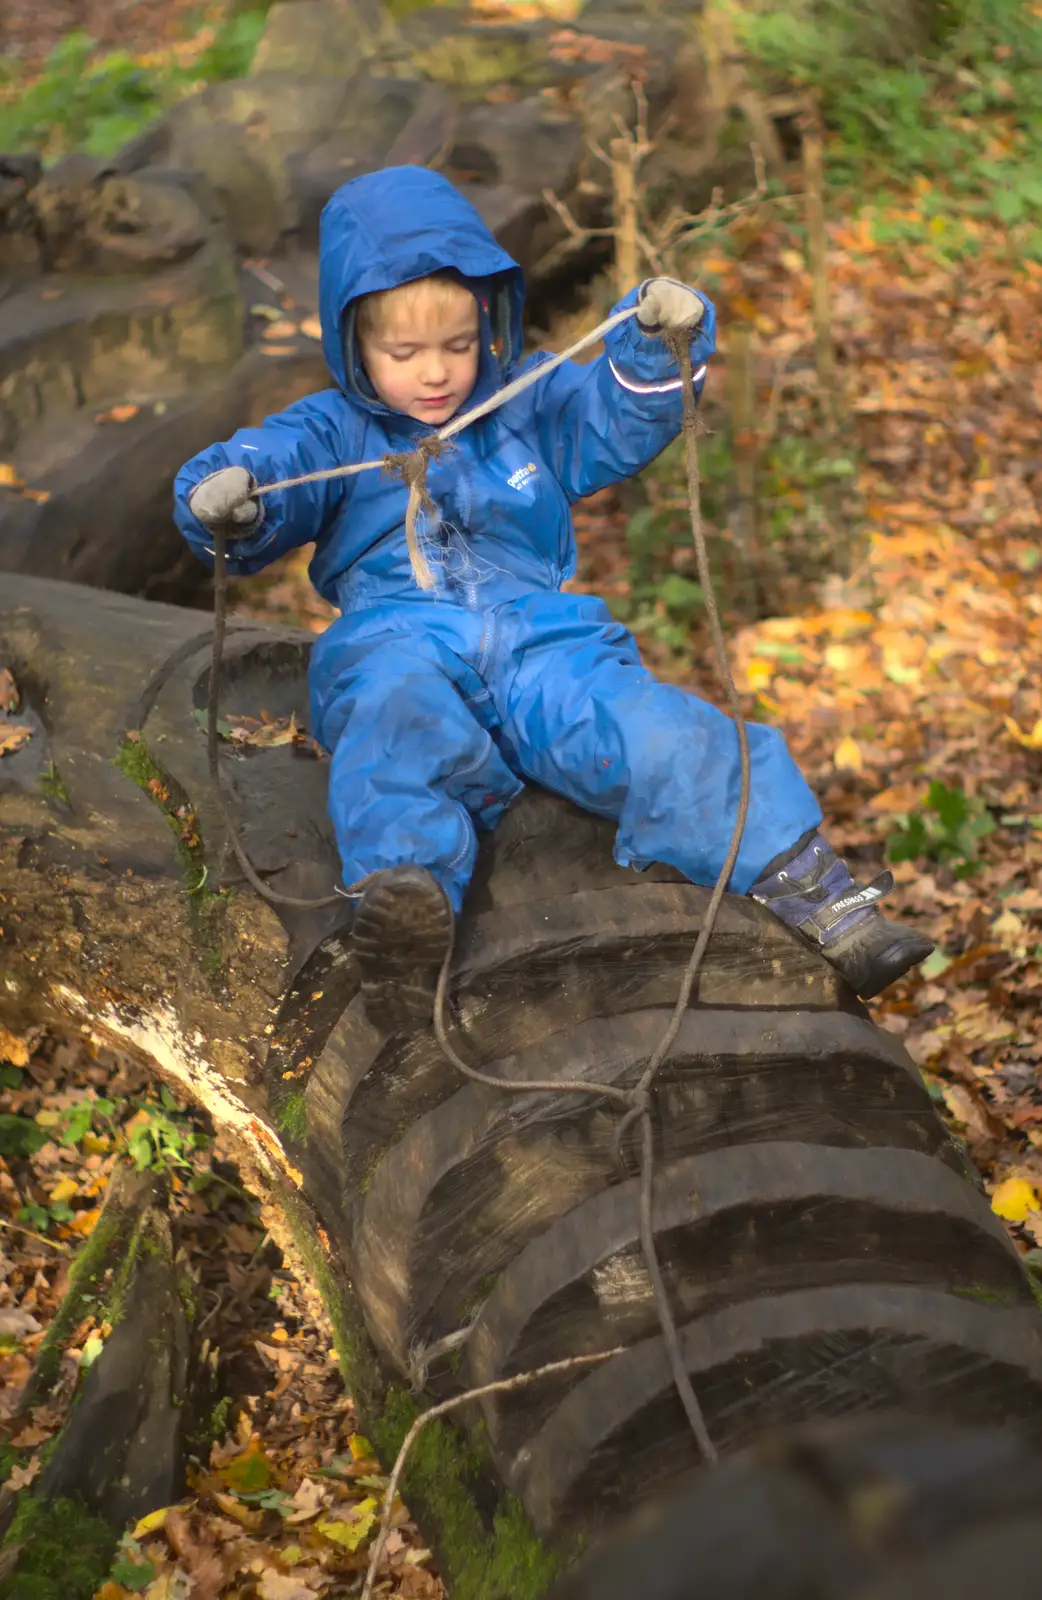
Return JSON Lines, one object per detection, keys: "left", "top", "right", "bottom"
{"left": 360, "top": 284, "right": 481, "bottom": 425}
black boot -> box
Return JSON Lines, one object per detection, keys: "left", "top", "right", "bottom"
{"left": 351, "top": 865, "right": 455, "bottom": 1033}
{"left": 749, "top": 831, "right": 934, "bottom": 1000}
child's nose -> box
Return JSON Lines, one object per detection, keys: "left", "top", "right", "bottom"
{"left": 420, "top": 348, "right": 449, "bottom": 385}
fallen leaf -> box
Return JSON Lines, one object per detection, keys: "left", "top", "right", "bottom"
{"left": 262, "top": 321, "right": 299, "bottom": 341}
{"left": 0, "top": 668, "right": 19, "bottom": 713}
{"left": 833, "top": 736, "right": 864, "bottom": 773}
{"left": 213, "top": 1491, "right": 264, "bottom": 1530}
{"left": 218, "top": 1437, "right": 274, "bottom": 1493}
{"left": 0, "top": 1025, "right": 31, "bottom": 1067}
{"left": 285, "top": 1476, "right": 330, "bottom": 1523}
{"left": 5, "top": 1456, "right": 40, "bottom": 1491}
{"left": 49, "top": 1177, "right": 79, "bottom": 1204}
{"left": 141, "top": 1571, "right": 193, "bottom": 1600}
{"left": 991, "top": 1176, "right": 1040, "bottom": 1223}
{"left": 21, "top": 489, "right": 50, "bottom": 503}
{"left": 95, "top": 404, "right": 141, "bottom": 425}
{"left": 10, "top": 1423, "right": 50, "bottom": 1448}
{"left": 918, "top": 948, "right": 952, "bottom": 979}
{"left": 0, "top": 722, "right": 33, "bottom": 756}
{"left": 0, "top": 464, "right": 25, "bottom": 487}
{"left": 299, "top": 315, "right": 322, "bottom": 340}
{"left": 0, "top": 1308, "right": 42, "bottom": 1338}
{"left": 256, "top": 1572, "right": 319, "bottom": 1600}
{"left": 1005, "top": 715, "right": 1042, "bottom": 750}
{"left": 317, "top": 1496, "right": 379, "bottom": 1551}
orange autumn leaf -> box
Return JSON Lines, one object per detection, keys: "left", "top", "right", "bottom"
{"left": 94, "top": 403, "right": 140, "bottom": 424}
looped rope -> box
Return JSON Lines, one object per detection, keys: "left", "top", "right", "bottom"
{"left": 250, "top": 301, "right": 642, "bottom": 589}
{"left": 382, "top": 435, "right": 454, "bottom": 591}
{"left": 202, "top": 298, "right": 743, "bottom": 1479}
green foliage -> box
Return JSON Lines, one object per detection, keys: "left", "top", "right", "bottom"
{"left": 125, "top": 1105, "right": 204, "bottom": 1172}
{"left": 0, "top": 1114, "right": 48, "bottom": 1159}
{"left": 737, "top": 0, "right": 1042, "bottom": 256}
{"left": 0, "top": 11, "right": 267, "bottom": 159}
{"left": 617, "top": 425, "right": 857, "bottom": 642}
{"left": 107, "top": 1539, "right": 156, "bottom": 1594}
{"left": 373, "top": 1389, "right": 562, "bottom": 1600}
{"left": 887, "top": 780, "right": 996, "bottom": 875}
{"left": 274, "top": 1089, "right": 308, "bottom": 1147}
{"left": 0, "top": 1493, "right": 115, "bottom": 1600}
{"left": 18, "top": 1200, "right": 75, "bottom": 1233}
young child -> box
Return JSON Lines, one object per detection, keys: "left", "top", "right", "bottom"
{"left": 175, "top": 165, "right": 931, "bottom": 1030}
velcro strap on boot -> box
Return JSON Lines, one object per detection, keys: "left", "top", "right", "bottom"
{"left": 802, "top": 871, "right": 894, "bottom": 942}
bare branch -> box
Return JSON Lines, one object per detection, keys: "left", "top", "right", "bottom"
{"left": 360, "top": 1348, "right": 628, "bottom": 1600}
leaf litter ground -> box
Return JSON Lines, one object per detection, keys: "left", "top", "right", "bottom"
{"left": 0, "top": 1036, "right": 442, "bottom": 1600}
{"left": 2, "top": 80, "right": 1041, "bottom": 1600}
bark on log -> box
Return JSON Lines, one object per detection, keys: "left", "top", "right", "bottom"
{"left": 3, "top": 574, "right": 1042, "bottom": 1596}
{"left": 0, "top": 1165, "right": 201, "bottom": 1598}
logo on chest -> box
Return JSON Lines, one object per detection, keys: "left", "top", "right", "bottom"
{"left": 506, "top": 461, "right": 539, "bottom": 492}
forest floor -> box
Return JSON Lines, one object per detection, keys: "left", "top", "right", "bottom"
{"left": 1, "top": 2, "right": 1041, "bottom": 1597}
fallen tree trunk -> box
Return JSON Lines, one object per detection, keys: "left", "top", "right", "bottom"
{"left": 3, "top": 574, "right": 1042, "bottom": 1595}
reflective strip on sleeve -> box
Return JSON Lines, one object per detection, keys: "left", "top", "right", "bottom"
{"left": 608, "top": 358, "right": 708, "bottom": 395}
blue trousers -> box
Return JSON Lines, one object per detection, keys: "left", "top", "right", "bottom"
{"left": 309, "top": 591, "right": 823, "bottom": 913}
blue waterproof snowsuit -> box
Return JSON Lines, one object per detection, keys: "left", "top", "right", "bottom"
{"left": 174, "top": 166, "right": 821, "bottom": 912}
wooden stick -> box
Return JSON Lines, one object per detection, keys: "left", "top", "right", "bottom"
{"left": 725, "top": 321, "right": 759, "bottom": 610}
{"left": 359, "top": 1349, "right": 626, "bottom": 1600}
{"left": 800, "top": 95, "right": 841, "bottom": 431}
{"left": 610, "top": 136, "right": 641, "bottom": 298}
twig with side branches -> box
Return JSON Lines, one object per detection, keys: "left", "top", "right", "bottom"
{"left": 360, "top": 1349, "right": 627, "bottom": 1600}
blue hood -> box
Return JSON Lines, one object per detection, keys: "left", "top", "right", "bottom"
{"left": 318, "top": 166, "right": 526, "bottom": 405}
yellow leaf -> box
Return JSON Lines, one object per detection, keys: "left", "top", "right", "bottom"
{"left": 0, "top": 1025, "right": 31, "bottom": 1067}
{"left": 0, "top": 722, "right": 34, "bottom": 757}
{"left": 992, "top": 908, "right": 1026, "bottom": 949}
{"left": 131, "top": 1501, "right": 190, "bottom": 1540}
{"left": 299, "top": 315, "right": 322, "bottom": 340}
{"left": 317, "top": 1495, "right": 379, "bottom": 1551}
{"left": 213, "top": 1491, "right": 264, "bottom": 1529}
{"left": 823, "top": 643, "right": 852, "bottom": 672}
{"left": 49, "top": 1177, "right": 79, "bottom": 1203}
{"left": 0, "top": 463, "right": 25, "bottom": 487}
{"left": 744, "top": 658, "right": 774, "bottom": 691}
{"left": 1005, "top": 715, "right": 1042, "bottom": 750}
{"left": 35, "top": 1109, "right": 63, "bottom": 1128}
{"left": 833, "top": 737, "right": 863, "bottom": 774}
{"left": 991, "top": 1177, "right": 1040, "bottom": 1224}
{"left": 348, "top": 1434, "right": 374, "bottom": 1462}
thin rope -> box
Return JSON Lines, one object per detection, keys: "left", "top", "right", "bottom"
{"left": 206, "top": 302, "right": 752, "bottom": 1470}
{"left": 251, "top": 304, "right": 639, "bottom": 499}
{"left": 206, "top": 301, "right": 642, "bottom": 900}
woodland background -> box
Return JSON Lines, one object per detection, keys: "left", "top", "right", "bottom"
{"left": 0, "top": 0, "right": 1040, "bottom": 1596}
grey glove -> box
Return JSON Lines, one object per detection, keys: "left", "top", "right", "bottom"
{"left": 188, "top": 465, "right": 260, "bottom": 533}
{"left": 636, "top": 278, "right": 706, "bottom": 336}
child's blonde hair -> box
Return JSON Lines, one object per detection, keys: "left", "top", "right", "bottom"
{"left": 356, "top": 272, "right": 476, "bottom": 340}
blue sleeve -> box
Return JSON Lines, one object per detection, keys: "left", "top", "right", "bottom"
{"left": 173, "top": 390, "right": 357, "bottom": 577}
{"left": 521, "top": 283, "right": 716, "bottom": 503}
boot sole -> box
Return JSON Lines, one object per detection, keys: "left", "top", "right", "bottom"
{"left": 814, "top": 919, "right": 934, "bottom": 1001}
{"left": 353, "top": 868, "right": 454, "bottom": 1033}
